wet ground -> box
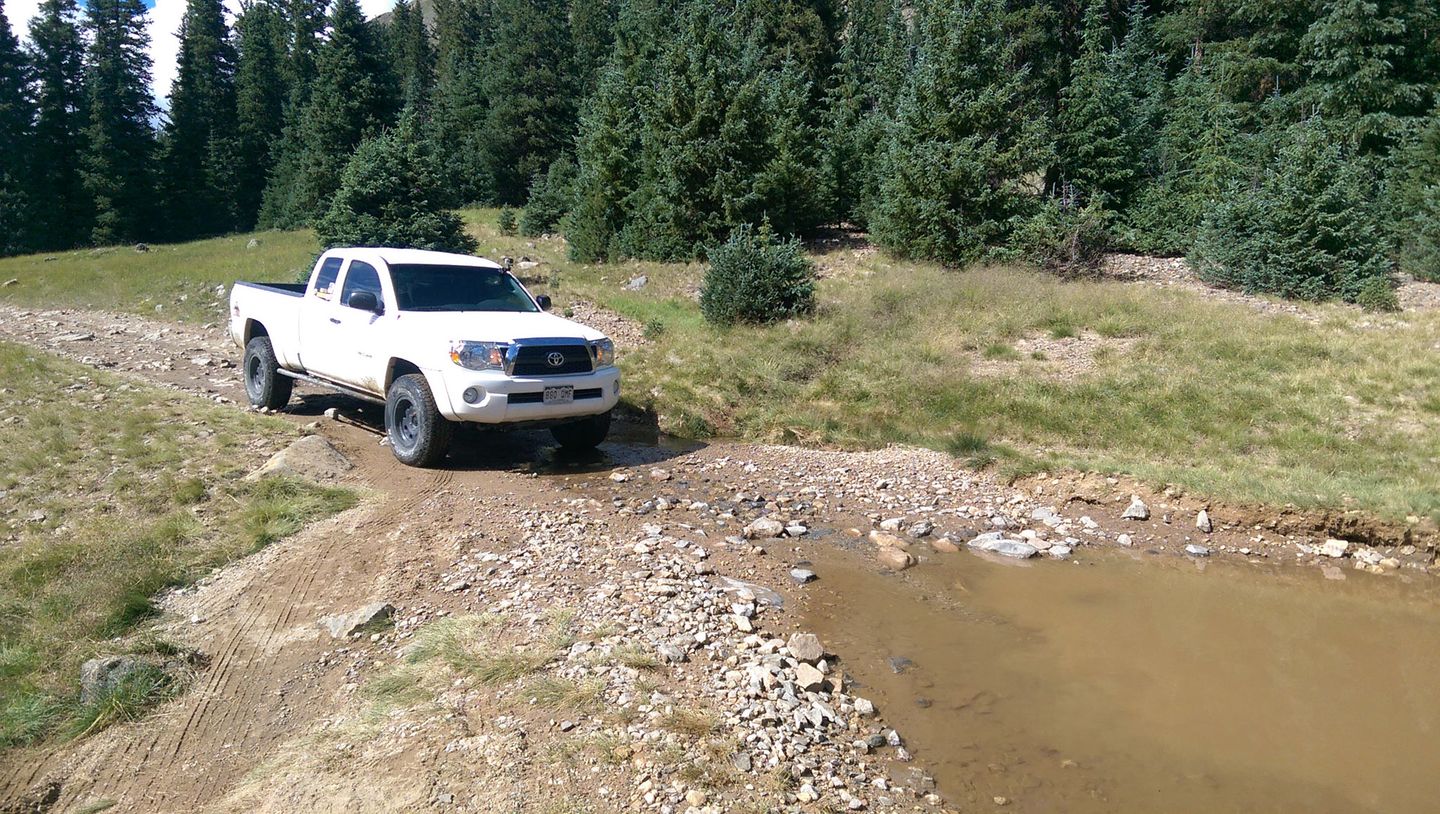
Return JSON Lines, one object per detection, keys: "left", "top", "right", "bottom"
{"left": 801, "top": 544, "right": 1440, "bottom": 813}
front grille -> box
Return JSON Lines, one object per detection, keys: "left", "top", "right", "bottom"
{"left": 510, "top": 344, "right": 593, "bottom": 376}
{"left": 509, "top": 388, "right": 603, "bottom": 405}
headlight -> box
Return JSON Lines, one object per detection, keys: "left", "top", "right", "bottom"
{"left": 450, "top": 340, "right": 508, "bottom": 371}
{"left": 591, "top": 338, "right": 616, "bottom": 367}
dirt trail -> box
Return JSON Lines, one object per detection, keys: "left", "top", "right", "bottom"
{"left": 1, "top": 304, "right": 1436, "bottom": 813}
{"left": 0, "top": 305, "right": 579, "bottom": 811}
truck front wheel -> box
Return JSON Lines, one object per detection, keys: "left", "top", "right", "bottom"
{"left": 244, "top": 336, "right": 293, "bottom": 410}
{"left": 385, "top": 374, "right": 453, "bottom": 467}
{"left": 551, "top": 410, "right": 612, "bottom": 451}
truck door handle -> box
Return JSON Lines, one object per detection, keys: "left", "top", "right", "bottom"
{"left": 329, "top": 317, "right": 341, "bottom": 324}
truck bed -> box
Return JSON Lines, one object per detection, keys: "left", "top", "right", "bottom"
{"left": 235, "top": 281, "right": 306, "bottom": 296}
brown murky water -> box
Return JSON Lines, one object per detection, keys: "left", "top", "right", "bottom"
{"left": 802, "top": 546, "right": 1440, "bottom": 813}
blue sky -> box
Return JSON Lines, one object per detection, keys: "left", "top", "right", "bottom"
{"left": 7, "top": 0, "right": 394, "bottom": 102}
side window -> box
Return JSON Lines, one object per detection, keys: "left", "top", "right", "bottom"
{"left": 341, "top": 261, "right": 383, "bottom": 309}
{"left": 312, "top": 257, "right": 343, "bottom": 301}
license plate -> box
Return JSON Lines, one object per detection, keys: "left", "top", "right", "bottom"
{"left": 543, "top": 386, "right": 574, "bottom": 405}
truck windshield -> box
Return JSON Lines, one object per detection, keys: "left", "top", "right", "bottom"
{"left": 389, "top": 264, "right": 539, "bottom": 313}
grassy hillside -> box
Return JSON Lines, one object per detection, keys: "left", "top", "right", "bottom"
{"left": 0, "top": 343, "right": 354, "bottom": 747}
{"left": 0, "top": 231, "right": 319, "bottom": 323}
{"left": 2, "top": 211, "right": 1437, "bottom": 522}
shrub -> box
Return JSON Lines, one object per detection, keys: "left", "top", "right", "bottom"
{"left": 1013, "top": 199, "right": 1112, "bottom": 276}
{"left": 1190, "top": 119, "right": 1394, "bottom": 303}
{"left": 521, "top": 156, "right": 577, "bottom": 237}
{"left": 699, "top": 224, "right": 815, "bottom": 326}
{"left": 497, "top": 206, "right": 518, "bottom": 236}
{"left": 314, "top": 114, "right": 478, "bottom": 254}
{"left": 1352, "top": 276, "right": 1400, "bottom": 312}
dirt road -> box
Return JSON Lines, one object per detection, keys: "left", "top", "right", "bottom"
{"left": 0, "top": 304, "right": 1435, "bottom": 813}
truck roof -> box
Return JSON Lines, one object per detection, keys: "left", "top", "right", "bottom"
{"left": 322, "top": 247, "right": 506, "bottom": 270}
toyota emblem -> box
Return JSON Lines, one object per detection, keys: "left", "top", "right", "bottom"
{"left": 546, "top": 351, "right": 566, "bottom": 367}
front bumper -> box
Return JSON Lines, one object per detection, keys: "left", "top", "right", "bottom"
{"left": 433, "top": 366, "right": 621, "bottom": 423}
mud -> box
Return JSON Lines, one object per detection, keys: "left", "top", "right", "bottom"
{"left": 801, "top": 545, "right": 1440, "bottom": 813}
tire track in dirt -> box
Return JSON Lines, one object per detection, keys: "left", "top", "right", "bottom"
{"left": 0, "top": 306, "right": 546, "bottom": 812}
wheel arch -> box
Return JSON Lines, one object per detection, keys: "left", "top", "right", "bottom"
{"left": 244, "top": 319, "right": 269, "bottom": 346}
{"left": 385, "top": 357, "right": 424, "bottom": 391}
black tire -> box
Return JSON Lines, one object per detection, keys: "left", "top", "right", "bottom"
{"left": 243, "top": 335, "right": 293, "bottom": 410}
{"left": 551, "top": 410, "right": 612, "bottom": 451}
{"left": 385, "top": 374, "right": 453, "bottom": 467}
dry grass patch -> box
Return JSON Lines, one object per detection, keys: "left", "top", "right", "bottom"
{"left": 0, "top": 343, "right": 355, "bottom": 748}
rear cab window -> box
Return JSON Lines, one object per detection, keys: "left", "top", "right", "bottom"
{"left": 312, "top": 256, "right": 343, "bottom": 301}
{"left": 340, "top": 261, "right": 384, "bottom": 309}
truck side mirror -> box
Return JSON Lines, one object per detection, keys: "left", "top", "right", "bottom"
{"left": 348, "top": 291, "right": 381, "bottom": 313}
{"left": 535, "top": 295, "right": 552, "bottom": 311}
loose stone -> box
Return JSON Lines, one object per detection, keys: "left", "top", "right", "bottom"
{"left": 1122, "top": 496, "right": 1150, "bottom": 520}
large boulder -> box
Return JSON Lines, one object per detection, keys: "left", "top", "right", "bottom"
{"left": 246, "top": 435, "right": 352, "bottom": 483}
{"left": 79, "top": 655, "right": 144, "bottom": 704}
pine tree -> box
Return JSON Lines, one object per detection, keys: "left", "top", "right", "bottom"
{"left": 235, "top": 1, "right": 289, "bottom": 230}
{"left": 82, "top": 0, "right": 157, "bottom": 245}
{"left": 1054, "top": 0, "right": 1136, "bottom": 209}
{"left": 1191, "top": 117, "right": 1393, "bottom": 304}
{"left": 0, "top": 0, "right": 33, "bottom": 255}
{"left": 823, "top": 0, "right": 909, "bottom": 225}
{"left": 161, "top": 0, "right": 240, "bottom": 240}
{"left": 1126, "top": 61, "right": 1245, "bottom": 254}
{"left": 1114, "top": 1, "right": 1164, "bottom": 186}
{"left": 738, "top": 0, "right": 838, "bottom": 98}
{"left": 1301, "top": 0, "right": 1433, "bottom": 152}
{"left": 429, "top": 0, "right": 495, "bottom": 203}
{"left": 315, "top": 108, "right": 478, "bottom": 253}
{"left": 751, "top": 63, "right": 831, "bottom": 238}
{"left": 870, "top": 0, "right": 1049, "bottom": 262}
{"left": 1391, "top": 104, "right": 1440, "bottom": 281}
{"left": 255, "top": 0, "right": 327, "bottom": 227}
{"left": 387, "top": 0, "right": 434, "bottom": 112}
{"left": 615, "top": 5, "right": 747, "bottom": 259}
{"left": 567, "top": 62, "right": 640, "bottom": 261}
{"left": 570, "top": 0, "right": 617, "bottom": 98}
{"left": 25, "top": 0, "right": 90, "bottom": 249}
{"left": 521, "top": 154, "right": 577, "bottom": 236}
{"left": 263, "top": 0, "right": 395, "bottom": 228}
{"left": 481, "top": 0, "right": 576, "bottom": 204}
{"left": 283, "top": 0, "right": 326, "bottom": 94}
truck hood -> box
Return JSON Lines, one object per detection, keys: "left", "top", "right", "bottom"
{"left": 391, "top": 310, "right": 607, "bottom": 344}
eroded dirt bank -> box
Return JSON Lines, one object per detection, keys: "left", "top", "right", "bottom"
{"left": 1, "top": 304, "right": 1438, "bottom": 813}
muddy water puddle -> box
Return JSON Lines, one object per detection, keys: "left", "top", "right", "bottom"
{"left": 802, "top": 547, "right": 1440, "bottom": 813}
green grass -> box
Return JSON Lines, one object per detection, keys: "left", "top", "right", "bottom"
{"left": 0, "top": 342, "right": 355, "bottom": 748}
{"left": 362, "top": 613, "right": 577, "bottom": 712}
{"left": 0, "top": 230, "right": 318, "bottom": 323}
{"left": 3, "top": 213, "right": 1439, "bottom": 522}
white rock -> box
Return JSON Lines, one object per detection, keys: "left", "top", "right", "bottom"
{"left": 787, "top": 633, "right": 825, "bottom": 663}
{"left": 1196, "top": 509, "right": 1213, "bottom": 533}
{"left": 1320, "top": 539, "right": 1350, "bottom": 558}
{"left": 744, "top": 518, "right": 786, "bottom": 539}
{"left": 967, "top": 537, "right": 1039, "bottom": 559}
{"left": 1122, "top": 496, "right": 1150, "bottom": 520}
{"left": 795, "top": 662, "right": 826, "bottom": 691}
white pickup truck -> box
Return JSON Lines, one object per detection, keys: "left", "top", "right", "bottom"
{"left": 229, "top": 247, "right": 620, "bottom": 466}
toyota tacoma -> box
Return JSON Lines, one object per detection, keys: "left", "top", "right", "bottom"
{"left": 229, "top": 247, "right": 619, "bottom": 466}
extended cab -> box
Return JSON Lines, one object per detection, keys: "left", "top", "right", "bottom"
{"left": 229, "top": 248, "right": 620, "bottom": 466}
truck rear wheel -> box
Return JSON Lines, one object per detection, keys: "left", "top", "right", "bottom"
{"left": 551, "top": 410, "right": 611, "bottom": 451}
{"left": 385, "top": 374, "right": 453, "bottom": 467}
{"left": 244, "top": 336, "right": 293, "bottom": 410}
